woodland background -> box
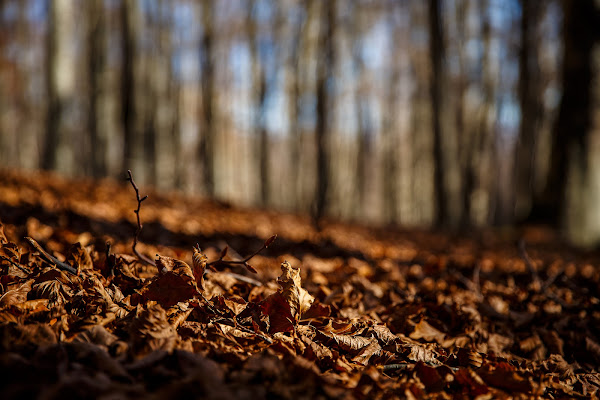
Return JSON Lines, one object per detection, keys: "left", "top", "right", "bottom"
{"left": 0, "top": 0, "right": 599, "bottom": 245}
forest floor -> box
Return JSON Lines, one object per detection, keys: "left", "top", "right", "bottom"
{"left": 0, "top": 168, "right": 599, "bottom": 399}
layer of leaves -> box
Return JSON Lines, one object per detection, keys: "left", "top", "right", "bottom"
{"left": 0, "top": 169, "right": 599, "bottom": 399}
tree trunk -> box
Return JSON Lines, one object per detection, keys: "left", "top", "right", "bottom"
{"left": 428, "top": 0, "right": 447, "bottom": 226}
{"left": 198, "top": 0, "right": 216, "bottom": 197}
{"left": 87, "top": 0, "right": 106, "bottom": 178}
{"left": 120, "top": 0, "right": 137, "bottom": 173}
{"left": 286, "top": 2, "right": 304, "bottom": 211}
{"left": 514, "top": 0, "right": 542, "bottom": 221}
{"left": 42, "top": 0, "right": 64, "bottom": 170}
{"left": 248, "top": 1, "right": 270, "bottom": 206}
{"left": 313, "top": 0, "right": 336, "bottom": 226}
{"left": 530, "top": 0, "right": 598, "bottom": 227}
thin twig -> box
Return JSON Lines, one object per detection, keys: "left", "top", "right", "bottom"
{"left": 382, "top": 363, "right": 412, "bottom": 372}
{"left": 0, "top": 254, "right": 31, "bottom": 275}
{"left": 214, "top": 317, "right": 273, "bottom": 344}
{"left": 200, "top": 294, "right": 272, "bottom": 343}
{"left": 207, "top": 235, "right": 277, "bottom": 274}
{"left": 25, "top": 237, "right": 78, "bottom": 275}
{"left": 126, "top": 170, "right": 155, "bottom": 266}
{"left": 105, "top": 241, "right": 115, "bottom": 277}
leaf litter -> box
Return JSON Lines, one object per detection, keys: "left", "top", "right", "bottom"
{"left": 0, "top": 169, "right": 599, "bottom": 398}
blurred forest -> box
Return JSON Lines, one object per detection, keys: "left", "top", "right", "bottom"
{"left": 1, "top": 0, "right": 600, "bottom": 245}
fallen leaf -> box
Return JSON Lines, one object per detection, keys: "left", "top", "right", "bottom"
{"left": 276, "top": 261, "right": 314, "bottom": 320}
{"left": 65, "top": 242, "right": 93, "bottom": 272}
{"left": 410, "top": 318, "right": 446, "bottom": 343}
{"left": 139, "top": 255, "right": 200, "bottom": 307}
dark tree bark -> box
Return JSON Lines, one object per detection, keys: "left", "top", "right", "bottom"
{"left": 313, "top": 0, "right": 336, "bottom": 225}
{"left": 87, "top": 0, "right": 106, "bottom": 178}
{"left": 428, "top": 0, "right": 447, "bottom": 226}
{"left": 530, "top": 0, "right": 599, "bottom": 226}
{"left": 120, "top": 0, "right": 136, "bottom": 173}
{"left": 198, "top": 0, "right": 216, "bottom": 196}
{"left": 351, "top": 3, "right": 372, "bottom": 218}
{"left": 42, "top": 0, "right": 62, "bottom": 171}
{"left": 514, "top": 0, "right": 543, "bottom": 221}
{"left": 286, "top": 2, "right": 304, "bottom": 211}
{"left": 248, "top": 0, "right": 269, "bottom": 206}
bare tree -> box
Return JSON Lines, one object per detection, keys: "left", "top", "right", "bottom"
{"left": 381, "top": 4, "right": 402, "bottom": 224}
{"left": 198, "top": 0, "right": 216, "bottom": 196}
{"left": 43, "top": 0, "right": 66, "bottom": 170}
{"left": 120, "top": 0, "right": 138, "bottom": 173}
{"left": 86, "top": 0, "right": 107, "bottom": 177}
{"left": 313, "top": 0, "right": 336, "bottom": 226}
{"left": 428, "top": 0, "right": 447, "bottom": 226}
{"left": 350, "top": 1, "right": 373, "bottom": 218}
{"left": 531, "top": 0, "right": 599, "bottom": 226}
{"left": 248, "top": 0, "right": 270, "bottom": 206}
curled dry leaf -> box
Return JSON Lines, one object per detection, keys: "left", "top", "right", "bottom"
{"left": 410, "top": 318, "right": 446, "bottom": 344}
{"left": 0, "top": 279, "right": 34, "bottom": 307}
{"left": 65, "top": 242, "right": 93, "bottom": 273}
{"left": 276, "top": 261, "right": 314, "bottom": 320}
{"left": 139, "top": 255, "right": 201, "bottom": 308}
{"left": 129, "top": 303, "right": 177, "bottom": 357}
{"left": 192, "top": 245, "right": 207, "bottom": 291}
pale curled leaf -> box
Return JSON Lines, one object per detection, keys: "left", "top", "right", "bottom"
{"left": 192, "top": 245, "right": 207, "bottom": 291}
{"left": 410, "top": 318, "right": 446, "bottom": 343}
{"left": 277, "top": 260, "right": 314, "bottom": 320}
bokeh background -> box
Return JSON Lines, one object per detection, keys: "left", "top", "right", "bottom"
{"left": 0, "top": 0, "right": 599, "bottom": 245}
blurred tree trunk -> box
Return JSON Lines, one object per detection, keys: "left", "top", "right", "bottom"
{"left": 43, "top": 0, "right": 68, "bottom": 170}
{"left": 86, "top": 0, "right": 106, "bottom": 178}
{"left": 120, "top": 0, "right": 138, "bottom": 173}
{"left": 351, "top": 6, "right": 372, "bottom": 218}
{"left": 428, "top": 0, "right": 447, "bottom": 226}
{"left": 514, "top": 0, "right": 543, "bottom": 221}
{"left": 198, "top": 0, "right": 215, "bottom": 196}
{"left": 313, "top": 0, "right": 336, "bottom": 225}
{"left": 531, "top": 0, "right": 598, "bottom": 227}
{"left": 454, "top": 0, "right": 472, "bottom": 227}
{"left": 286, "top": 1, "right": 304, "bottom": 211}
{"left": 381, "top": 5, "right": 401, "bottom": 224}
{"left": 248, "top": 0, "right": 269, "bottom": 206}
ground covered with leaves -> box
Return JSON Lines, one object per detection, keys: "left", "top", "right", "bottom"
{"left": 0, "top": 169, "right": 599, "bottom": 399}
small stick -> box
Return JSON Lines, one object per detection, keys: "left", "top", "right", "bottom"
{"left": 25, "top": 237, "right": 78, "bottom": 275}
{"left": 0, "top": 254, "right": 31, "bottom": 275}
{"left": 213, "top": 317, "right": 273, "bottom": 344}
{"left": 382, "top": 363, "right": 412, "bottom": 372}
{"left": 105, "top": 241, "right": 115, "bottom": 277}
{"left": 126, "top": 170, "right": 155, "bottom": 266}
{"left": 208, "top": 235, "right": 277, "bottom": 273}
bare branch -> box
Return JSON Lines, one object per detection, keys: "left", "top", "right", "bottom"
{"left": 208, "top": 234, "right": 277, "bottom": 274}
{"left": 0, "top": 254, "right": 31, "bottom": 275}
{"left": 126, "top": 170, "right": 155, "bottom": 266}
{"left": 25, "top": 237, "right": 77, "bottom": 275}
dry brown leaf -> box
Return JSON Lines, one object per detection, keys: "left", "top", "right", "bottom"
{"left": 139, "top": 255, "right": 200, "bottom": 307}
{"left": 0, "top": 221, "right": 7, "bottom": 243}
{"left": 478, "top": 362, "right": 532, "bottom": 393}
{"left": 410, "top": 318, "right": 446, "bottom": 343}
{"left": 260, "top": 292, "right": 295, "bottom": 334}
{"left": 192, "top": 245, "right": 207, "bottom": 291}
{"left": 350, "top": 338, "right": 382, "bottom": 365}
{"left": 128, "top": 303, "right": 177, "bottom": 356}
{"left": 0, "top": 279, "right": 34, "bottom": 307}
{"left": 277, "top": 260, "right": 314, "bottom": 320}
{"left": 65, "top": 242, "right": 93, "bottom": 272}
